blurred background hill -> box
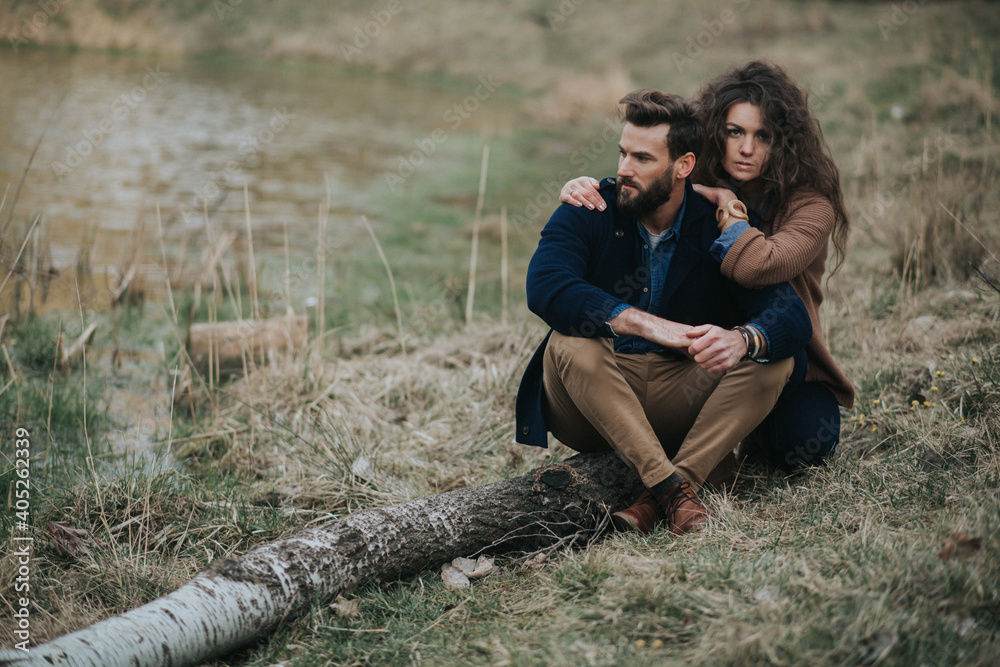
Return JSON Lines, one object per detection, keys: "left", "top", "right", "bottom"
{"left": 4, "top": 1, "right": 996, "bottom": 119}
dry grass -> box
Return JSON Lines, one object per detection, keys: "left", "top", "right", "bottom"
{"left": 1, "top": 1, "right": 999, "bottom": 664}
{"left": 187, "top": 319, "right": 552, "bottom": 507}
{"left": 2, "top": 281, "right": 998, "bottom": 661}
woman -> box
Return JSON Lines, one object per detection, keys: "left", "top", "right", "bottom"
{"left": 559, "top": 60, "right": 854, "bottom": 471}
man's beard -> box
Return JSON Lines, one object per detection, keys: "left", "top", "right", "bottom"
{"left": 616, "top": 165, "right": 674, "bottom": 218}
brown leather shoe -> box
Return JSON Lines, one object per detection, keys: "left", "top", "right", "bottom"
{"left": 656, "top": 479, "right": 710, "bottom": 535}
{"left": 611, "top": 489, "right": 661, "bottom": 535}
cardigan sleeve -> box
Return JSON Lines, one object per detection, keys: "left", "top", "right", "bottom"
{"left": 720, "top": 192, "right": 835, "bottom": 289}
{"left": 730, "top": 281, "right": 812, "bottom": 362}
{"left": 525, "top": 201, "right": 629, "bottom": 338}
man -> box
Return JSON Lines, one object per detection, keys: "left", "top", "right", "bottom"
{"left": 514, "top": 89, "right": 811, "bottom": 535}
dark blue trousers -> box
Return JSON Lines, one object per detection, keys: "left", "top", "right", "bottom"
{"left": 751, "top": 350, "right": 842, "bottom": 471}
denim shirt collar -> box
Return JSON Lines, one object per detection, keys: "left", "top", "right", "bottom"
{"left": 635, "top": 191, "right": 687, "bottom": 245}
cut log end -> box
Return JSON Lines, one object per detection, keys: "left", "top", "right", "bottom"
{"left": 187, "top": 315, "right": 308, "bottom": 379}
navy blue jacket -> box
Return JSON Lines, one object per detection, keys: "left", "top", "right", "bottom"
{"left": 514, "top": 178, "right": 811, "bottom": 448}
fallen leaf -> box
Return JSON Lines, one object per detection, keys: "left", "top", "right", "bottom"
{"left": 469, "top": 555, "right": 495, "bottom": 579}
{"left": 939, "top": 531, "right": 982, "bottom": 561}
{"left": 44, "top": 521, "right": 100, "bottom": 559}
{"left": 451, "top": 555, "right": 496, "bottom": 580}
{"left": 451, "top": 557, "right": 478, "bottom": 576}
{"left": 331, "top": 595, "right": 359, "bottom": 618}
{"left": 441, "top": 564, "right": 470, "bottom": 589}
{"left": 524, "top": 552, "right": 548, "bottom": 570}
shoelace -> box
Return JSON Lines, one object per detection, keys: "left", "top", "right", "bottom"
{"left": 657, "top": 480, "right": 698, "bottom": 519}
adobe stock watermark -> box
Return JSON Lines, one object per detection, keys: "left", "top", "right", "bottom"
{"left": 340, "top": 0, "right": 407, "bottom": 62}
{"left": 382, "top": 74, "right": 501, "bottom": 193}
{"left": 805, "top": 81, "right": 835, "bottom": 116}
{"left": 8, "top": 0, "right": 72, "bottom": 53}
{"left": 877, "top": 0, "right": 928, "bottom": 40}
{"left": 51, "top": 66, "right": 172, "bottom": 177}
{"left": 783, "top": 414, "right": 840, "bottom": 468}
{"left": 178, "top": 108, "right": 296, "bottom": 224}
{"left": 546, "top": 0, "right": 589, "bottom": 29}
{"left": 671, "top": 0, "right": 751, "bottom": 72}
{"left": 11, "top": 427, "right": 34, "bottom": 653}
{"left": 508, "top": 117, "right": 621, "bottom": 231}
{"left": 213, "top": 0, "right": 245, "bottom": 20}
{"left": 855, "top": 130, "right": 956, "bottom": 229}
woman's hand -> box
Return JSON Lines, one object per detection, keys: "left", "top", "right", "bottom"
{"left": 692, "top": 184, "right": 738, "bottom": 208}
{"left": 692, "top": 184, "right": 746, "bottom": 233}
{"left": 559, "top": 177, "right": 606, "bottom": 211}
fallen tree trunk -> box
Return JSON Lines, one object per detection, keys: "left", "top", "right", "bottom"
{"left": 187, "top": 315, "right": 308, "bottom": 380}
{"left": 0, "top": 452, "right": 641, "bottom": 667}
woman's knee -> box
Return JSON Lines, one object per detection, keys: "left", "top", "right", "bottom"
{"left": 779, "top": 417, "right": 840, "bottom": 469}
{"left": 765, "top": 383, "right": 841, "bottom": 470}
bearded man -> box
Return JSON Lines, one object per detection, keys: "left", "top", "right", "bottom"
{"left": 514, "top": 90, "right": 811, "bottom": 535}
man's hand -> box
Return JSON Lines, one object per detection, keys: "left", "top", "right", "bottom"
{"left": 559, "top": 176, "right": 606, "bottom": 211}
{"left": 608, "top": 308, "right": 692, "bottom": 349}
{"left": 685, "top": 324, "right": 747, "bottom": 373}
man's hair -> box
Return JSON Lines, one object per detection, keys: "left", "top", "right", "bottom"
{"left": 618, "top": 89, "right": 704, "bottom": 161}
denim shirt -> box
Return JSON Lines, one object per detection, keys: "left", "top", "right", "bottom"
{"left": 709, "top": 190, "right": 771, "bottom": 262}
{"left": 709, "top": 219, "right": 751, "bottom": 263}
{"left": 611, "top": 194, "right": 688, "bottom": 354}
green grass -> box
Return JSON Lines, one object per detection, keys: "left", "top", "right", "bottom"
{"left": 0, "top": 317, "right": 109, "bottom": 460}
{"left": 1, "top": 0, "right": 999, "bottom": 664}
{"left": 218, "top": 440, "right": 1000, "bottom": 666}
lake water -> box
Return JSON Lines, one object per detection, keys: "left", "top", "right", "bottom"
{"left": 0, "top": 50, "right": 524, "bottom": 311}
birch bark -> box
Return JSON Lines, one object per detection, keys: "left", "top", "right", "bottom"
{"left": 0, "top": 451, "right": 641, "bottom": 667}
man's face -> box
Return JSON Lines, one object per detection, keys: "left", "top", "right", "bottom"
{"left": 616, "top": 123, "right": 677, "bottom": 217}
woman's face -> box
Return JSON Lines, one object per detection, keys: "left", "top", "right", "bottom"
{"left": 723, "top": 102, "right": 770, "bottom": 184}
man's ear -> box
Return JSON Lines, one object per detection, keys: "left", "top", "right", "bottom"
{"left": 674, "top": 152, "right": 696, "bottom": 180}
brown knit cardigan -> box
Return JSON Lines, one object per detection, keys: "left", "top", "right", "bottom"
{"left": 720, "top": 189, "right": 855, "bottom": 408}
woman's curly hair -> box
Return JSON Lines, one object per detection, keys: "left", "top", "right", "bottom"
{"left": 695, "top": 60, "right": 850, "bottom": 274}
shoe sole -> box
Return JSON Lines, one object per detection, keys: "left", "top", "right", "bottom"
{"left": 670, "top": 515, "right": 711, "bottom": 535}
{"left": 611, "top": 512, "right": 651, "bottom": 534}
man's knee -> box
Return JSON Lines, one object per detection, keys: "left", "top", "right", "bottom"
{"left": 546, "top": 332, "right": 610, "bottom": 375}
{"left": 748, "top": 356, "right": 794, "bottom": 389}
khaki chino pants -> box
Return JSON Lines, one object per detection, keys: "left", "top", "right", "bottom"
{"left": 542, "top": 332, "right": 793, "bottom": 491}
